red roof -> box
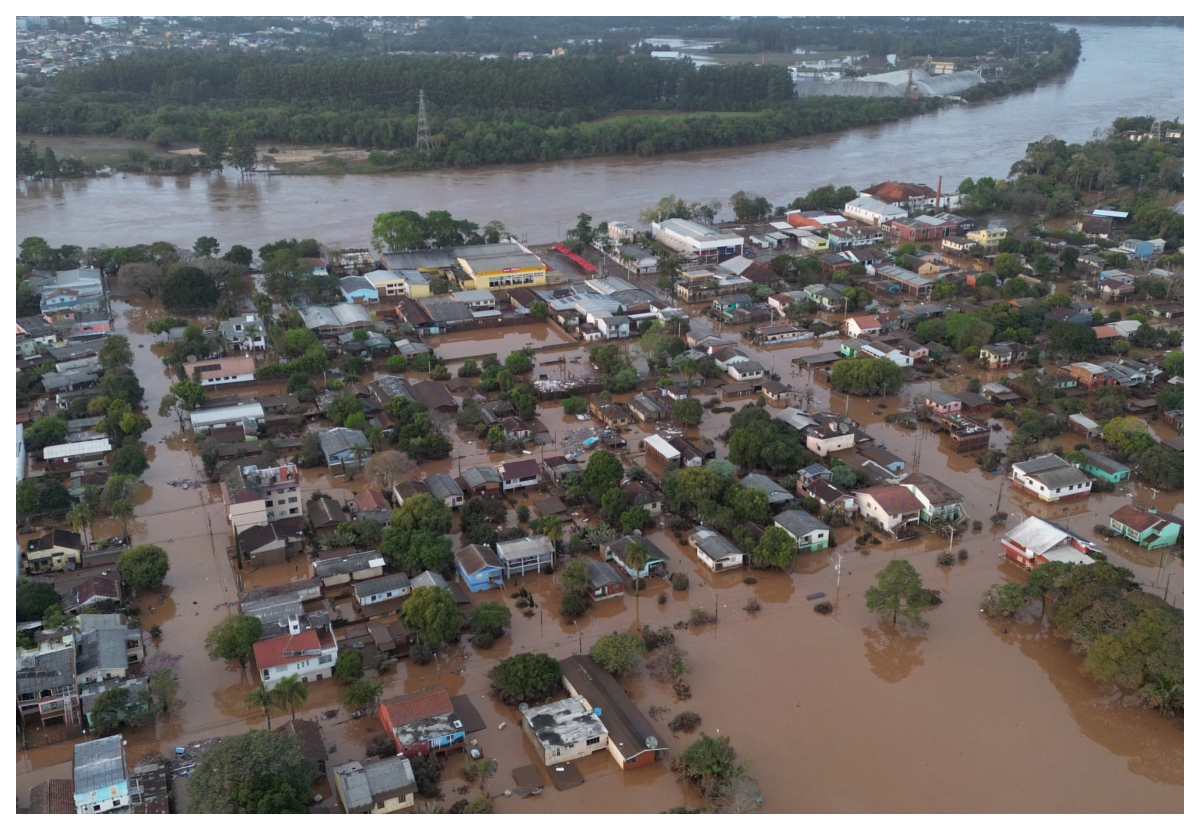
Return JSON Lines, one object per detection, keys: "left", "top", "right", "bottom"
{"left": 862, "top": 181, "right": 937, "bottom": 203}
{"left": 381, "top": 686, "right": 453, "bottom": 727}
{"left": 848, "top": 315, "right": 881, "bottom": 330}
{"left": 28, "top": 779, "right": 75, "bottom": 814}
{"left": 252, "top": 628, "right": 333, "bottom": 670}
{"left": 858, "top": 485, "right": 924, "bottom": 516}
{"left": 356, "top": 488, "right": 390, "bottom": 512}
{"left": 1109, "top": 504, "right": 1170, "bottom": 534}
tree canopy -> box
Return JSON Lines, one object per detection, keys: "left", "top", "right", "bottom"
{"left": 488, "top": 652, "right": 562, "bottom": 705}
{"left": 187, "top": 729, "right": 315, "bottom": 813}
{"left": 830, "top": 358, "right": 903, "bottom": 396}
{"left": 865, "top": 559, "right": 933, "bottom": 628}
{"left": 204, "top": 614, "right": 263, "bottom": 667}
{"left": 402, "top": 586, "right": 464, "bottom": 646}
{"left": 116, "top": 544, "right": 170, "bottom": 593}
{"left": 590, "top": 632, "right": 646, "bottom": 676}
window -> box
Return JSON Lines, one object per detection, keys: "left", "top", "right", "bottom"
{"left": 586, "top": 736, "right": 601, "bottom": 746}
{"left": 319, "top": 654, "right": 333, "bottom": 664}
{"left": 265, "top": 500, "right": 273, "bottom": 507}
{"left": 288, "top": 497, "right": 298, "bottom": 504}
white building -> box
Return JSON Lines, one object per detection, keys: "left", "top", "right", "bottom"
{"left": 843, "top": 196, "right": 907, "bottom": 227}
{"left": 217, "top": 314, "right": 268, "bottom": 351}
{"left": 651, "top": 218, "right": 743, "bottom": 262}
{"left": 1010, "top": 455, "right": 1093, "bottom": 503}
{"left": 688, "top": 527, "right": 746, "bottom": 572}
{"left": 252, "top": 618, "right": 339, "bottom": 689}
{"left": 189, "top": 402, "right": 265, "bottom": 432}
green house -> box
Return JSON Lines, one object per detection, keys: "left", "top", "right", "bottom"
{"left": 839, "top": 338, "right": 865, "bottom": 358}
{"left": 1108, "top": 505, "right": 1182, "bottom": 550}
{"left": 1079, "top": 449, "right": 1130, "bottom": 483}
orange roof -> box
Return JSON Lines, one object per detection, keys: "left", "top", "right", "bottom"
{"left": 196, "top": 356, "right": 256, "bottom": 380}
{"left": 381, "top": 686, "right": 453, "bottom": 727}
{"left": 858, "top": 485, "right": 924, "bottom": 515}
{"left": 252, "top": 628, "right": 332, "bottom": 670}
{"left": 862, "top": 181, "right": 937, "bottom": 203}
{"left": 356, "top": 489, "right": 390, "bottom": 512}
{"left": 849, "top": 315, "right": 881, "bottom": 329}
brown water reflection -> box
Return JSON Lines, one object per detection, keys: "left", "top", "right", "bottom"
{"left": 861, "top": 625, "right": 927, "bottom": 685}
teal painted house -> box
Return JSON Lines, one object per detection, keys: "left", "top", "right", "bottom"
{"left": 1109, "top": 505, "right": 1182, "bottom": 550}
{"left": 1079, "top": 449, "right": 1130, "bottom": 483}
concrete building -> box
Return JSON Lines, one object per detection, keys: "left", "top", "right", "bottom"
{"left": 495, "top": 535, "right": 555, "bottom": 578}
{"left": 1010, "top": 455, "right": 1092, "bottom": 503}
{"left": 650, "top": 218, "right": 743, "bottom": 263}
{"left": 521, "top": 696, "right": 609, "bottom": 765}
{"left": 688, "top": 527, "right": 745, "bottom": 572}
{"left": 73, "top": 736, "right": 128, "bottom": 814}
{"left": 333, "top": 757, "right": 417, "bottom": 814}
{"left": 220, "top": 462, "right": 302, "bottom": 532}
{"left": 559, "top": 655, "right": 668, "bottom": 769}
{"left": 192, "top": 356, "right": 257, "bottom": 387}
{"left": 1001, "top": 516, "right": 1099, "bottom": 570}
{"left": 252, "top": 619, "right": 339, "bottom": 689}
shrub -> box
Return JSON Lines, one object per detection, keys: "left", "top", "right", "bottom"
{"left": 559, "top": 593, "right": 589, "bottom": 619}
{"left": 990, "top": 511, "right": 1009, "bottom": 524}
{"left": 972, "top": 520, "right": 983, "bottom": 531}
{"left": 410, "top": 642, "right": 434, "bottom": 665}
{"left": 936, "top": 552, "right": 956, "bottom": 566}
{"left": 742, "top": 576, "right": 757, "bottom": 585}
{"left": 657, "top": 591, "right": 668, "bottom": 605}
{"left": 473, "top": 631, "right": 496, "bottom": 650}
{"left": 670, "top": 572, "right": 690, "bottom": 591}
{"left": 641, "top": 625, "right": 675, "bottom": 651}
{"left": 333, "top": 649, "right": 364, "bottom": 683}
{"left": 958, "top": 548, "right": 969, "bottom": 561}
{"left": 590, "top": 631, "right": 646, "bottom": 676}
{"left": 814, "top": 601, "right": 834, "bottom": 615}
{"left": 674, "top": 711, "right": 702, "bottom": 733}
{"left": 743, "top": 596, "right": 761, "bottom": 613}
{"left": 689, "top": 607, "right": 716, "bottom": 626}
{"left": 647, "top": 644, "right": 688, "bottom": 681}
{"left": 516, "top": 505, "right": 530, "bottom": 523}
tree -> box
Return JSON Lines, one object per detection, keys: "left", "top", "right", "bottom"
{"left": 187, "top": 729, "right": 315, "bottom": 813}
{"left": 110, "top": 499, "right": 133, "bottom": 539}
{"left": 470, "top": 601, "right": 512, "bottom": 638}
{"left": 16, "top": 577, "right": 60, "bottom": 622}
{"left": 581, "top": 450, "right": 624, "bottom": 502}
{"left": 529, "top": 300, "right": 549, "bottom": 318}
{"left": 994, "top": 253, "right": 1023, "bottom": 279}
{"left": 1102, "top": 416, "right": 1155, "bottom": 457}
{"left": 198, "top": 124, "right": 228, "bottom": 168}
{"left": 161, "top": 264, "right": 220, "bottom": 310}
{"left": 504, "top": 348, "right": 534, "bottom": 375}
{"left": 390, "top": 492, "right": 453, "bottom": 535}
{"left": 24, "top": 415, "right": 67, "bottom": 452}
{"left": 1162, "top": 350, "right": 1183, "bottom": 378}
{"left": 590, "top": 632, "right": 645, "bottom": 676}
{"left": 204, "top": 614, "right": 263, "bottom": 667}
{"left": 226, "top": 129, "right": 258, "bottom": 176}
{"left": 145, "top": 654, "right": 181, "bottom": 712}
{"left": 674, "top": 734, "right": 747, "bottom": 800}
{"left": 97, "top": 335, "right": 133, "bottom": 371}
{"left": 371, "top": 211, "right": 426, "bottom": 253}
{"left": 752, "top": 526, "right": 799, "bottom": 570}
{"left": 333, "top": 650, "right": 364, "bottom": 684}
{"left": 224, "top": 244, "right": 253, "bottom": 266}
{"left": 341, "top": 678, "right": 385, "bottom": 712}
{"left": 244, "top": 685, "right": 282, "bottom": 731}
{"left": 116, "top": 544, "right": 169, "bottom": 593}
{"left": 170, "top": 379, "right": 206, "bottom": 410}
{"left": 89, "top": 686, "right": 153, "bottom": 736}
{"left": 621, "top": 506, "right": 651, "bottom": 533}
{"left": 488, "top": 652, "right": 562, "bottom": 705}
{"left": 672, "top": 397, "right": 703, "bottom": 426}
{"left": 865, "top": 559, "right": 932, "bottom": 628}
{"left": 273, "top": 675, "right": 310, "bottom": 722}
{"left": 110, "top": 444, "right": 150, "bottom": 476}
{"left": 194, "top": 236, "right": 221, "bottom": 258}
{"left": 363, "top": 450, "right": 414, "bottom": 492}
{"left": 1136, "top": 445, "right": 1183, "bottom": 489}
{"left": 403, "top": 586, "right": 464, "bottom": 646}
{"left": 829, "top": 358, "right": 903, "bottom": 396}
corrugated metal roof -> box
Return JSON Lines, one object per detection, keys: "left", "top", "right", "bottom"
{"left": 73, "top": 735, "right": 126, "bottom": 794}
{"left": 43, "top": 437, "right": 111, "bottom": 459}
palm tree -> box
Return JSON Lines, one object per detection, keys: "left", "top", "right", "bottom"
{"left": 110, "top": 499, "right": 133, "bottom": 540}
{"left": 67, "top": 503, "right": 94, "bottom": 551}
{"left": 273, "top": 675, "right": 309, "bottom": 723}
{"left": 351, "top": 443, "right": 369, "bottom": 469}
{"left": 625, "top": 541, "right": 650, "bottom": 616}
{"left": 245, "top": 685, "right": 282, "bottom": 731}
{"left": 541, "top": 515, "right": 564, "bottom": 552}
{"left": 678, "top": 358, "right": 698, "bottom": 397}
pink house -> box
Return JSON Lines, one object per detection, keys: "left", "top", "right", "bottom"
{"left": 922, "top": 391, "right": 961, "bottom": 415}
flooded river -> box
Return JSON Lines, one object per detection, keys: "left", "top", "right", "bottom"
{"left": 15, "top": 24, "right": 1185, "bottom": 251}
{"left": 14, "top": 286, "right": 1184, "bottom": 812}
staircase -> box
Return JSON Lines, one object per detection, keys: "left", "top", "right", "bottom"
{"left": 60, "top": 687, "right": 79, "bottom": 728}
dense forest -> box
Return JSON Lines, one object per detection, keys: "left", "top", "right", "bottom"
{"left": 958, "top": 116, "right": 1184, "bottom": 247}
{"left": 16, "top": 18, "right": 1083, "bottom": 172}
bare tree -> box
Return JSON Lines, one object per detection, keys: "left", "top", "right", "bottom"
{"left": 364, "top": 450, "right": 414, "bottom": 493}
{"left": 117, "top": 262, "right": 164, "bottom": 299}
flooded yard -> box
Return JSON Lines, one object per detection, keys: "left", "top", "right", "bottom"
{"left": 14, "top": 291, "right": 1183, "bottom": 813}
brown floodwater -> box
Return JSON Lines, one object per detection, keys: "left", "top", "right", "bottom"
{"left": 14, "top": 24, "right": 1184, "bottom": 251}
{"left": 16, "top": 274, "right": 1184, "bottom": 811}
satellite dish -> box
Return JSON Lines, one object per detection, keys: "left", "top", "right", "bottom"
{"left": 646, "top": 736, "right": 658, "bottom": 749}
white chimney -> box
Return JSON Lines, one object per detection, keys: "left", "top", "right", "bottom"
{"left": 287, "top": 615, "right": 301, "bottom": 635}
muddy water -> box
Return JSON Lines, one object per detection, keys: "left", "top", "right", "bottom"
{"left": 16, "top": 291, "right": 1184, "bottom": 811}
{"left": 14, "top": 24, "right": 1184, "bottom": 251}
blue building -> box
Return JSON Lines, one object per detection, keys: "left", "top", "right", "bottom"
{"left": 454, "top": 544, "right": 505, "bottom": 593}
{"left": 340, "top": 275, "right": 379, "bottom": 305}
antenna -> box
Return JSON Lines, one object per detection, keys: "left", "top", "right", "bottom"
{"left": 416, "top": 89, "right": 432, "bottom": 154}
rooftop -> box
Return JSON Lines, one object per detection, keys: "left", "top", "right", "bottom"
{"left": 774, "top": 509, "right": 831, "bottom": 538}
{"left": 522, "top": 696, "right": 608, "bottom": 748}
{"left": 73, "top": 735, "right": 127, "bottom": 795}
{"left": 333, "top": 757, "right": 416, "bottom": 810}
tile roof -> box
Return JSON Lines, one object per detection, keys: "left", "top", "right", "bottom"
{"left": 28, "top": 779, "right": 75, "bottom": 813}
{"left": 1109, "top": 505, "right": 1167, "bottom": 534}
{"left": 857, "top": 485, "right": 924, "bottom": 515}
{"left": 273, "top": 718, "right": 328, "bottom": 764}
{"left": 252, "top": 628, "right": 331, "bottom": 670}
{"left": 356, "top": 489, "right": 391, "bottom": 513}
{"left": 382, "top": 686, "right": 454, "bottom": 727}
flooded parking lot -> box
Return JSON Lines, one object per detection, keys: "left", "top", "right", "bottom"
{"left": 14, "top": 290, "right": 1183, "bottom": 813}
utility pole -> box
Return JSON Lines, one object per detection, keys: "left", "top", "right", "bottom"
{"left": 415, "top": 89, "right": 432, "bottom": 154}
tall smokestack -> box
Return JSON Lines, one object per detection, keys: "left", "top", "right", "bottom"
{"left": 936, "top": 176, "right": 942, "bottom": 212}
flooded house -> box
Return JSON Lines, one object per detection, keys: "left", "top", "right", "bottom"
{"left": 521, "top": 696, "right": 609, "bottom": 765}
{"left": 460, "top": 465, "right": 503, "bottom": 496}
{"left": 1010, "top": 455, "right": 1092, "bottom": 503}
{"left": 236, "top": 518, "right": 306, "bottom": 567}
{"left": 72, "top": 735, "right": 129, "bottom": 814}
{"left": 897, "top": 473, "right": 964, "bottom": 525}
{"left": 1001, "top": 516, "right": 1100, "bottom": 570}
{"left": 739, "top": 473, "right": 794, "bottom": 507}
{"left": 311, "top": 549, "right": 387, "bottom": 589}
{"left": 17, "top": 640, "right": 79, "bottom": 729}
{"left": 220, "top": 462, "right": 302, "bottom": 531}
{"left": 1107, "top": 505, "right": 1183, "bottom": 550}
{"left": 42, "top": 437, "right": 110, "bottom": 472}
{"left": 1078, "top": 449, "right": 1131, "bottom": 484}
{"left": 61, "top": 576, "right": 120, "bottom": 615}
{"left": 853, "top": 485, "right": 923, "bottom": 538}
{"left": 621, "top": 481, "right": 663, "bottom": 517}
{"left": 497, "top": 458, "right": 541, "bottom": 492}
{"left": 318, "top": 427, "right": 372, "bottom": 471}
{"left": 495, "top": 535, "right": 555, "bottom": 578}
{"left": 586, "top": 558, "right": 626, "bottom": 601}
{"left": 773, "top": 510, "right": 831, "bottom": 551}
{"left": 252, "top": 616, "right": 339, "bottom": 689}
{"left": 353, "top": 573, "right": 412, "bottom": 619}
{"left": 603, "top": 535, "right": 670, "bottom": 579}
{"left": 379, "top": 686, "right": 466, "bottom": 758}
{"left": 454, "top": 544, "right": 505, "bottom": 593}
{"left": 24, "top": 529, "right": 83, "bottom": 574}
{"left": 688, "top": 527, "right": 746, "bottom": 572}
{"left": 333, "top": 756, "right": 417, "bottom": 814}
{"left": 559, "top": 655, "right": 669, "bottom": 769}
